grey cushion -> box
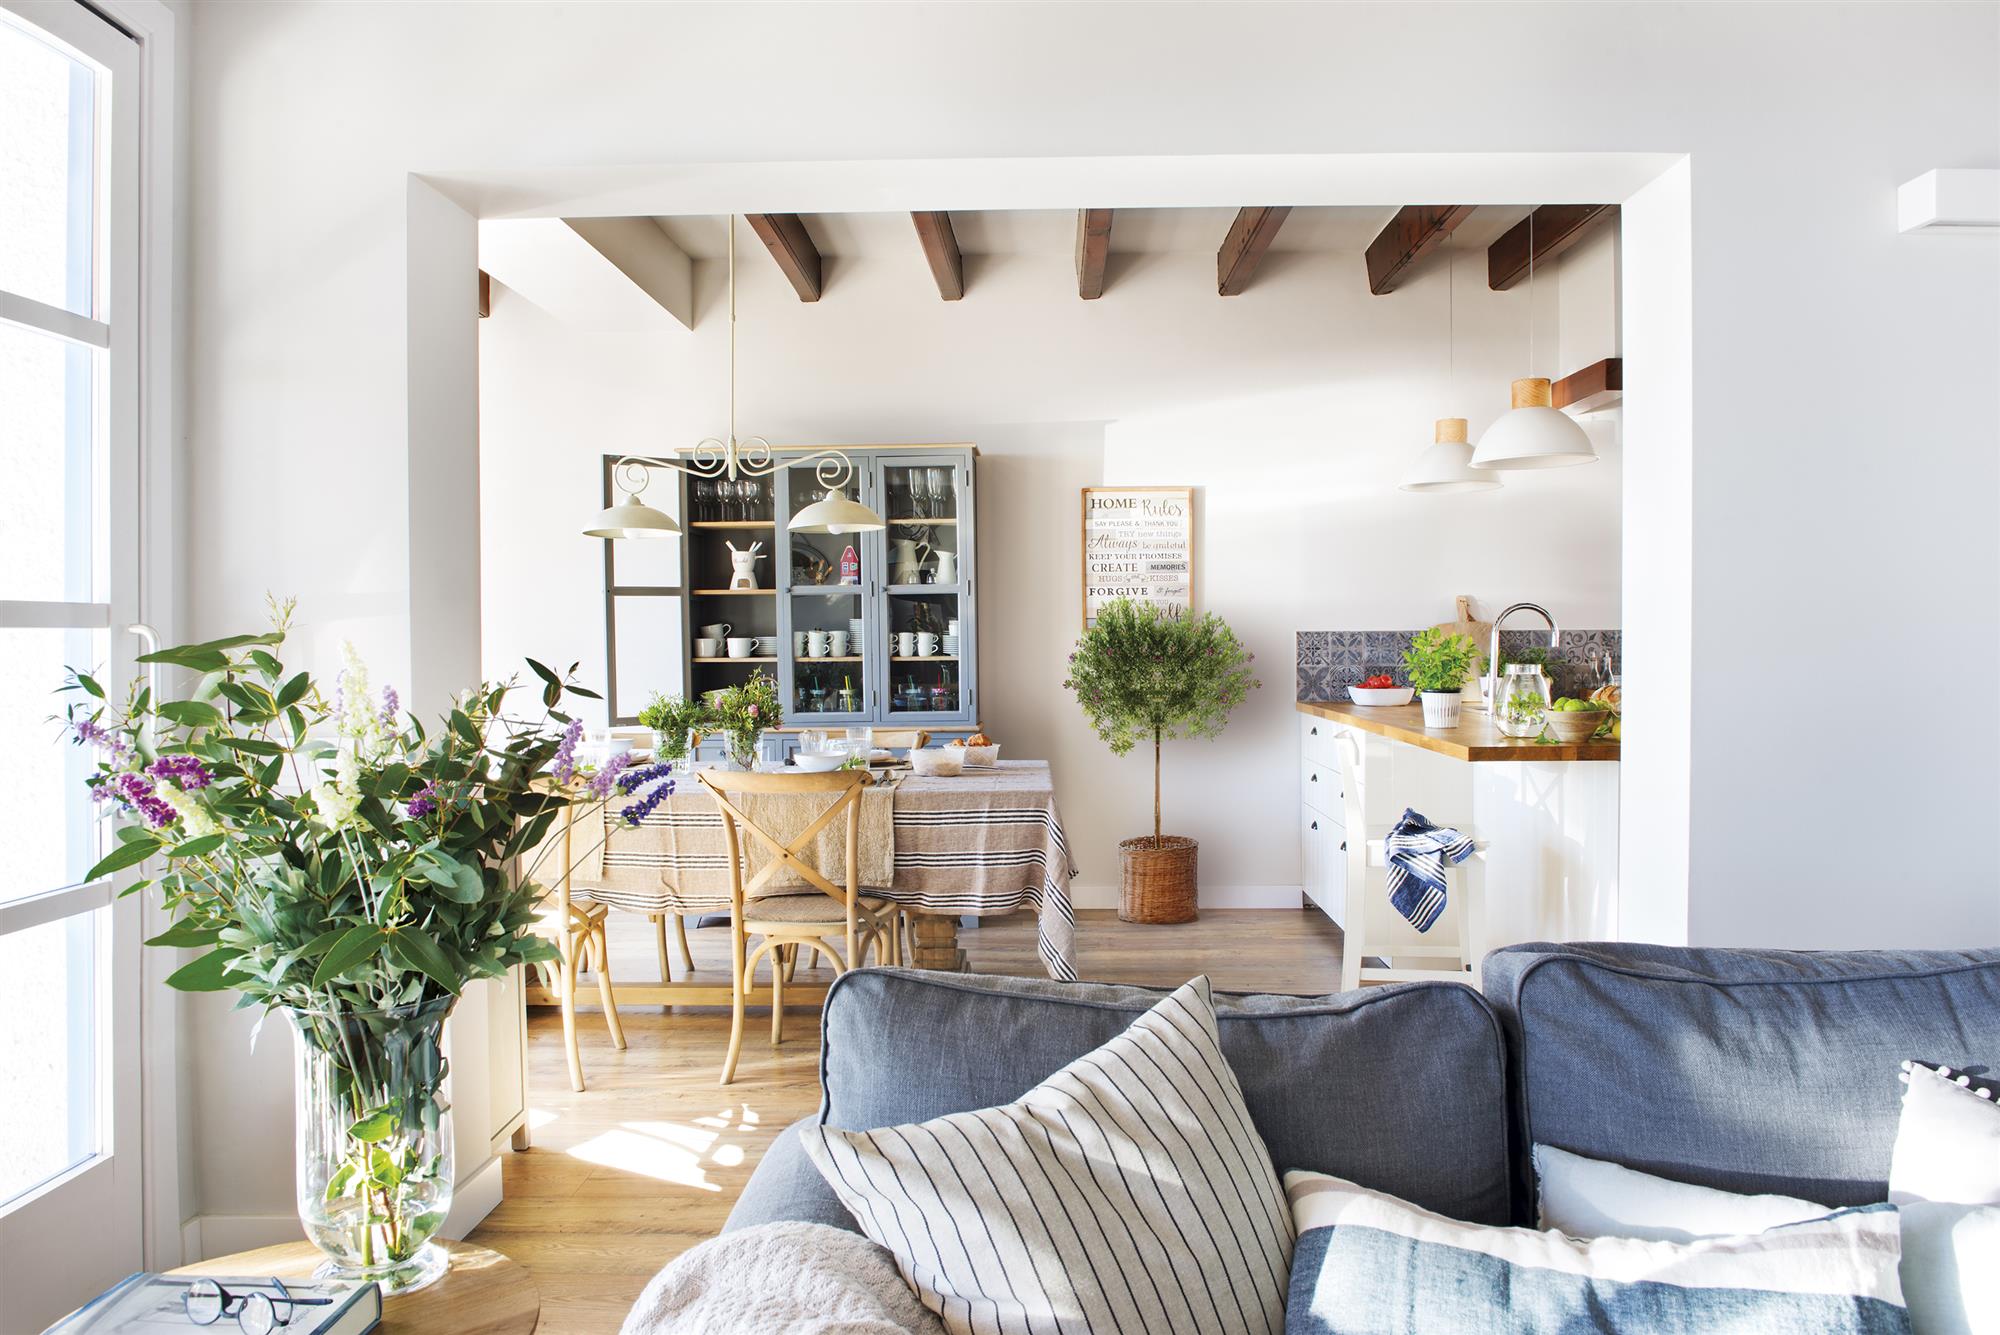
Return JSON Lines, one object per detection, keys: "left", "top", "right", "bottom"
{"left": 1483, "top": 942, "right": 2000, "bottom": 1221}
{"left": 814, "top": 967, "right": 1513, "bottom": 1225}
{"left": 723, "top": 1118, "right": 860, "bottom": 1233}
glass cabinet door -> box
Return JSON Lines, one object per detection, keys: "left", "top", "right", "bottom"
{"left": 780, "top": 461, "right": 872, "bottom": 722}
{"left": 878, "top": 455, "right": 972, "bottom": 722}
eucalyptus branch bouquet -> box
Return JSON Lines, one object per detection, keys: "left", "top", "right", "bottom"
{"left": 59, "top": 600, "right": 670, "bottom": 1287}
{"left": 1063, "top": 599, "right": 1258, "bottom": 846}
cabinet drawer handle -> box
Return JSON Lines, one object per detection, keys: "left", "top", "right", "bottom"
{"left": 1310, "top": 726, "right": 1319, "bottom": 736}
{"left": 1309, "top": 773, "right": 1317, "bottom": 782}
{"left": 1339, "top": 841, "right": 1347, "bottom": 851}
{"left": 1310, "top": 821, "right": 1318, "bottom": 831}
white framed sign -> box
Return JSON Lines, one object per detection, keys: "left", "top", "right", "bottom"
{"left": 1081, "top": 486, "right": 1195, "bottom": 627}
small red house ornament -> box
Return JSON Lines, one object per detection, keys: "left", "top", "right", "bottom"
{"left": 840, "top": 545, "right": 860, "bottom": 585}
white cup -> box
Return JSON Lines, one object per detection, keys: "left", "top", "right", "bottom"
{"left": 726, "top": 637, "right": 755, "bottom": 659}
{"left": 793, "top": 631, "right": 809, "bottom": 656}
{"left": 916, "top": 632, "right": 939, "bottom": 657}
{"left": 828, "top": 631, "right": 849, "bottom": 656}
{"left": 947, "top": 619, "right": 961, "bottom": 637}
{"left": 699, "top": 623, "right": 732, "bottom": 642}
{"left": 808, "top": 631, "right": 831, "bottom": 657}
{"left": 897, "top": 632, "right": 915, "bottom": 656}
{"left": 695, "top": 638, "right": 720, "bottom": 658}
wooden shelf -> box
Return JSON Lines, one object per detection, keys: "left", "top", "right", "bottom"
{"left": 892, "top": 655, "right": 960, "bottom": 662}
{"left": 797, "top": 655, "right": 864, "bottom": 663}
{"left": 792, "top": 585, "right": 862, "bottom": 595}
{"left": 690, "top": 588, "right": 776, "bottom": 597}
{"left": 888, "top": 517, "right": 958, "bottom": 525}
{"left": 887, "top": 583, "right": 961, "bottom": 595}
{"left": 689, "top": 520, "right": 776, "bottom": 530}
{"left": 693, "top": 656, "right": 776, "bottom": 664}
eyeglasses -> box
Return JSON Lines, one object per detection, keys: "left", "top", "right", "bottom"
{"left": 183, "top": 1278, "right": 335, "bottom": 1334}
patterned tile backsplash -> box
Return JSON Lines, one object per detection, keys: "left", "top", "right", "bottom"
{"left": 1296, "top": 628, "right": 1621, "bottom": 703}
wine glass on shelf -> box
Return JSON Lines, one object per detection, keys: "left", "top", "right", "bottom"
{"left": 928, "top": 467, "right": 949, "bottom": 519}
{"left": 909, "top": 469, "right": 929, "bottom": 520}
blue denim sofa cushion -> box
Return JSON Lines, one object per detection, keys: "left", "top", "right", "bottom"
{"left": 805, "top": 967, "right": 1513, "bottom": 1226}
{"left": 1483, "top": 942, "right": 2000, "bottom": 1220}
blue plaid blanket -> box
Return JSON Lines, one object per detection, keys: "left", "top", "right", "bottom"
{"left": 1384, "top": 807, "right": 1474, "bottom": 933}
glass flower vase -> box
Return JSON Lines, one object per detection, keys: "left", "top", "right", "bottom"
{"left": 287, "top": 998, "right": 455, "bottom": 1295}
{"left": 726, "top": 729, "right": 763, "bottom": 770}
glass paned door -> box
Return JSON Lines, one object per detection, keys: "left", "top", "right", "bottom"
{"left": 782, "top": 461, "right": 870, "bottom": 722}
{"left": 879, "top": 457, "right": 970, "bottom": 723}
{"left": 0, "top": 2, "right": 144, "bottom": 1328}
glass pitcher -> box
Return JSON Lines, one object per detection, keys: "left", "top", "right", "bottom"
{"left": 1494, "top": 662, "right": 1552, "bottom": 738}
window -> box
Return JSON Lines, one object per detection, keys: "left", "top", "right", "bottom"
{"left": 0, "top": 0, "right": 147, "bottom": 1319}
{"left": 601, "top": 457, "right": 686, "bottom": 723}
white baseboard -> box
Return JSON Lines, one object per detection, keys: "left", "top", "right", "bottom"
{"left": 182, "top": 1213, "right": 299, "bottom": 1261}
{"left": 1068, "top": 882, "right": 1305, "bottom": 911}
{"left": 182, "top": 1154, "right": 506, "bottom": 1260}
{"left": 440, "top": 1153, "right": 504, "bottom": 1240}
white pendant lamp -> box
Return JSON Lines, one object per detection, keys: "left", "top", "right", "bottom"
{"left": 582, "top": 215, "right": 885, "bottom": 541}
{"left": 1402, "top": 417, "right": 1501, "bottom": 493}
{"left": 1472, "top": 210, "right": 1597, "bottom": 471}
{"left": 1402, "top": 242, "right": 1501, "bottom": 494}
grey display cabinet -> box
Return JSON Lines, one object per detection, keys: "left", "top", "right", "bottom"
{"left": 602, "top": 445, "right": 979, "bottom": 749}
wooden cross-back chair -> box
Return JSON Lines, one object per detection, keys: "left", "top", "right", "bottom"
{"left": 522, "top": 802, "right": 626, "bottom": 1093}
{"left": 697, "top": 769, "right": 901, "bottom": 1085}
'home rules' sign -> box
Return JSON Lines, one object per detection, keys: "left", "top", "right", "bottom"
{"left": 1081, "top": 487, "right": 1194, "bottom": 628}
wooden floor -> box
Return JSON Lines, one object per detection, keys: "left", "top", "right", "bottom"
{"left": 468, "top": 905, "right": 1344, "bottom": 1334}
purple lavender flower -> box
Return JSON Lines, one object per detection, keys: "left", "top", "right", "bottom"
{"left": 407, "top": 781, "right": 438, "bottom": 819}
{"left": 588, "top": 752, "right": 635, "bottom": 799}
{"left": 71, "top": 717, "right": 131, "bottom": 757}
{"left": 620, "top": 771, "right": 677, "bottom": 826}
{"left": 551, "top": 718, "right": 583, "bottom": 785}
{"left": 379, "top": 685, "right": 400, "bottom": 727}
{"left": 615, "top": 761, "right": 673, "bottom": 795}
{"left": 137, "top": 794, "right": 178, "bottom": 828}
{"left": 147, "top": 755, "right": 212, "bottom": 790}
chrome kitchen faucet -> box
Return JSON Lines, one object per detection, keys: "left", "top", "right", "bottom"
{"left": 1485, "top": 603, "right": 1561, "bottom": 707}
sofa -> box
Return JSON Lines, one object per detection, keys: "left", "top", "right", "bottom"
{"left": 726, "top": 942, "right": 2000, "bottom": 1250}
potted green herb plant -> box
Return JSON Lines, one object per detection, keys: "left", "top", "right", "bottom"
{"left": 1404, "top": 627, "right": 1481, "bottom": 727}
{"left": 637, "top": 691, "right": 704, "bottom": 761}
{"left": 1063, "top": 599, "right": 1258, "bottom": 924}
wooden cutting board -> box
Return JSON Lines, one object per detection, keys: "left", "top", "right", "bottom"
{"left": 1431, "top": 595, "right": 1493, "bottom": 687}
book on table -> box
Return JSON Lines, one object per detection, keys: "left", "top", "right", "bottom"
{"left": 44, "top": 1272, "right": 381, "bottom": 1335}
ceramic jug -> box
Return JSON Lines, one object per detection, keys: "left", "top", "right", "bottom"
{"left": 890, "top": 537, "right": 930, "bottom": 584}
{"left": 933, "top": 549, "right": 958, "bottom": 584}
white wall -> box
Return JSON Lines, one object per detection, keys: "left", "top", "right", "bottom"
{"left": 480, "top": 237, "right": 1619, "bottom": 907}
{"left": 181, "top": 0, "right": 2000, "bottom": 1236}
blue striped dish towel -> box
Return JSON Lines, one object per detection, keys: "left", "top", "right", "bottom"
{"left": 1384, "top": 807, "right": 1474, "bottom": 933}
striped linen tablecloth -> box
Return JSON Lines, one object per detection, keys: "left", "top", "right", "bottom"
{"left": 571, "top": 760, "right": 1080, "bottom": 980}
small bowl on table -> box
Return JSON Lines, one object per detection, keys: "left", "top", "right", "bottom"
{"left": 1348, "top": 685, "right": 1415, "bottom": 707}
{"left": 790, "top": 751, "right": 847, "bottom": 773}
{"left": 909, "top": 747, "right": 965, "bottom": 777}
{"left": 1542, "top": 709, "right": 1609, "bottom": 744}
{"left": 948, "top": 742, "right": 1000, "bottom": 766}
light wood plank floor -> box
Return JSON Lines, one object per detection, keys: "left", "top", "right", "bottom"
{"left": 469, "top": 906, "right": 1343, "bottom": 1334}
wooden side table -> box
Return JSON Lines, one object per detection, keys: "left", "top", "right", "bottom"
{"left": 172, "top": 1240, "right": 538, "bottom": 1334}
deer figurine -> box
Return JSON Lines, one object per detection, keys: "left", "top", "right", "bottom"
{"left": 725, "top": 540, "right": 766, "bottom": 590}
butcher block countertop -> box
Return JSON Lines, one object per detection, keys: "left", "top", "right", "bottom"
{"left": 1297, "top": 700, "right": 1621, "bottom": 763}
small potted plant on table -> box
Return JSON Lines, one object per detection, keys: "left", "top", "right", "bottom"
{"left": 1064, "top": 599, "right": 1258, "bottom": 924}
{"left": 638, "top": 691, "right": 704, "bottom": 762}
{"left": 1404, "top": 627, "right": 1480, "bottom": 728}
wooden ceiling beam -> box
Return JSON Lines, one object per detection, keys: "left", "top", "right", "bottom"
{"left": 1363, "top": 205, "right": 1476, "bottom": 295}
{"left": 1551, "top": 357, "right": 1623, "bottom": 413}
{"left": 1488, "top": 205, "right": 1618, "bottom": 291}
{"left": 744, "top": 213, "right": 823, "bottom": 302}
{"left": 1216, "top": 206, "right": 1291, "bottom": 295}
{"left": 1075, "top": 208, "right": 1113, "bottom": 299}
{"left": 911, "top": 211, "right": 965, "bottom": 300}
{"left": 477, "top": 269, "right": 491, "bottom": 318}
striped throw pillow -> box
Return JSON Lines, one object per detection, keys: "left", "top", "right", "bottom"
{"left": 803, "top": 976, "right": 1294, "bottom": 1335}
{"left": 1285, "top": 1170, "right": 1911, "bottom": 1334}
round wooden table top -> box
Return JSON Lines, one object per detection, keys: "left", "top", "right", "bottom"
{"left": 171, "top": 1239, "right": 539, "bottom": 1335}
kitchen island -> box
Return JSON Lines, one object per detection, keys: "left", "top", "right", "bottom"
{"left": 1297, "top": 699, "right": 1619, "bottom": 983}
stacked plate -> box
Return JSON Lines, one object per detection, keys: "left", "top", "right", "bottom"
{"left": 942, "top": 636, "right": 961, "bottom": 655}
{"left": 848, "top": 618, "right": 865, "bottom": 645}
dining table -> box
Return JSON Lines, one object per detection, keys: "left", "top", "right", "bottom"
{"left": 558, "top": 760, "right": 1080, "bottom": 1006}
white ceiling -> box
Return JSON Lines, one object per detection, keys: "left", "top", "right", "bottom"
{"left": 649, "top": 205, "right": 1533, "bottom": 261}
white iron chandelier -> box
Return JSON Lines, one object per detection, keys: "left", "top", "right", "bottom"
{"left": 582, "top": 215, "right": 886, "bottom": 540}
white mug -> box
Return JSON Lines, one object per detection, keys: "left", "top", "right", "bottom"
{"left": 897, "top": 632, "right": 915, "bottom": 656}
{"left": 808, "top": 631, "right": 831, "bottom": 657}
{"left": 947, "top": 619, "right": 961, "bottom": 638}
{"left": 699, "top": 622, "right": 732, "bottom": 641}
{"left": 916, "top": 632, "right": 939, "bottom": 657}
{"left": 695, "top": 638, "right": 720, "bottom": 658}
{"left": 726, "top": 637, "right": 755, "bottom": 659}
{"left": 793, "top": 631, "right": 809, "bottom": 656}
{"left": 828, "top": 631, "right": 849, "bottom": 656}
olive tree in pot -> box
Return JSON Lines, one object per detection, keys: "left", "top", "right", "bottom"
{"left": 1063, "top": 599, "right": 1258, "bottom": 924}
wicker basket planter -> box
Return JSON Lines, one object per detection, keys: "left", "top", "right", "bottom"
{"left": 1119, "top": 835, "right": 1199, "bottom": 924}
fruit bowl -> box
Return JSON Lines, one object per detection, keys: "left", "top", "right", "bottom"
{"left": 1543, "top": 708, "right": 1609, "bottom": 744}
{"left": 1348, "top": 685, "right": 1415, "bottom": 707}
